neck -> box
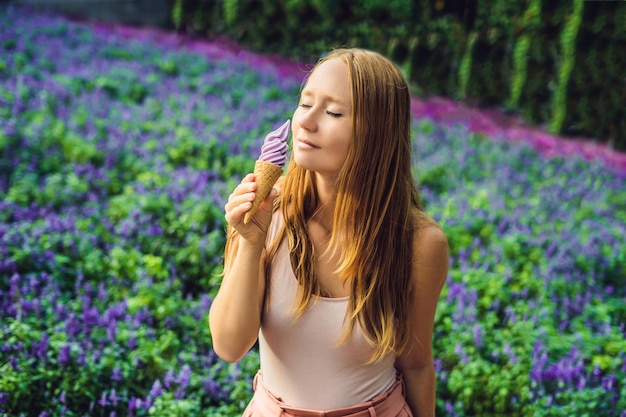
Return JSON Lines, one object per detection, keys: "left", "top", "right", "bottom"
{"left": 312, "top": 173, "right": 337, "bottom": 229}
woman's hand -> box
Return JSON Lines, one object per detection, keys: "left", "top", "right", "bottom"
{"left": 224, "top": 173, "right": 277, "bottom": 245}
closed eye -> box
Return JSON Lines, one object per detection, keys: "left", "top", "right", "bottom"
{"left": 299, "top": 102, "right": 342, "bottom": 117}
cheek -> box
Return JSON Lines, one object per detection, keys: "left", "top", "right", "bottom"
{"left": 334, "top": 130, "right": 351, "bottom": 157}
{"left": 328, "top": 134, "right": 351, "bottom": 169}
{"left": 333, "top": 140, "right": 349, "bottom": 160}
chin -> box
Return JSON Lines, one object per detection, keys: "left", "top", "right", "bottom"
{"left": 294, "top": 154, "right": 342, "bottom": 175}
{"left": 293, "top": 154, "right": 311, "bottom": 170}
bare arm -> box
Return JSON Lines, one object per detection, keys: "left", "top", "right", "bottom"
{"left": 396, "top": 225, "right": 449, "bottom": 417}
{"left": 208, "top": 173, "right": 277, "bottom": 363}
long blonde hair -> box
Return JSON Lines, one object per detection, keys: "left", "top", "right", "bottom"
{"left": 270, "top": 48, "right": 428, "bottom": 362}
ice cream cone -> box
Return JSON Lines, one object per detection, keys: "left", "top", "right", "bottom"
{"left": 244, "top": 160, "right": 283, "bottom": 224}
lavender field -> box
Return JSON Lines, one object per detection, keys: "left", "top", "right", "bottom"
{"left": 1, "top": 5, "right": 625, "bottom": 417}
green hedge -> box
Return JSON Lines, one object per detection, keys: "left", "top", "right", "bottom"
{"left": 170, "top": 0, "right": 626, "bottom": 152}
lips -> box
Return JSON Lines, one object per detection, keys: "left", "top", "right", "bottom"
{"left": 297, "top": 139, "right": 320, "bottom": 149}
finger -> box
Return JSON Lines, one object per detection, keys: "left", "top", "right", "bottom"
{"left": 225, "top": 192, "right": 256, "bottom": 215}
{"left": 224, "top": 174, "right": 258, "bottom": 220}
{"left": 225, "top": 199, "right": 252, "bottom": 225}
{"left": 226, "top": 190, "right": 255, "bottom": 206}
{"left": 226, "top": 180, "right": 257, "bottom": 209}
{"left": 230, "top": 180, "right": 256, "bottom": 200}
{"left": 231, "top": 180, "right": 255, "bottom": 196}
{"left": 240, "top": 173, "right": 256, "bottom": 187}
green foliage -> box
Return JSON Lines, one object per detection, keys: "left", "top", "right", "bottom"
{"left": 457, "top": 32, "right": 477, "bottom": 100}
{"left": 435, "top": 270, "right": 537, "bottom": 416}
{"left": 508, "top": 0, "right": 541, "bottom": 109}
{"left": 549, "top": 0, "right": 584, "bottom": 135}
{"left": 172, "top": 0, "right": 183, "bottom": 29}
{"left": 223, "top": 0, "right": 238, "bottom": 26}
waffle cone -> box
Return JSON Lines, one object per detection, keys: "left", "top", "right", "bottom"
{"left": 244, "top": 160, "right": 283, "bottom": 224}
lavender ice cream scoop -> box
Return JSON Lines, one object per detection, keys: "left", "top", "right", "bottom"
{"left": 259, "top": 120, "right": 290, "bottom": 167}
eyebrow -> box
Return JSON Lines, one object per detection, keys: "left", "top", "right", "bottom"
{"left": 301, "top": 89, "right": 350, "bottom": 108}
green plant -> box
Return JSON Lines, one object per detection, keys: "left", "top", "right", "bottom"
{"left": 508, "top": 0, "right": 541, "bottom": 109}
{"left": 548, "top": 0, "right": 583, "bottom": 135}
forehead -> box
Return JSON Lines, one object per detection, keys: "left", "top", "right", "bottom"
{"left": 302, "top": 58, "right": 351, "bottom": 105}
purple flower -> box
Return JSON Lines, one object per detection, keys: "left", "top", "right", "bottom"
{"left": 33, "top": 332, "right": 49, "bottom": 360}
{"left": 97, "top": 390, "right": 108, "bottom": 407}
{"left": 142, "top": 397, "right": 152, "bottom": 409}
{"left": 149, "top": 379, "right": 163, "bottom": 398}
{"left": 109, "top": 389, "right": 119, "bottom": 407}
{"left": 601, "top": 376, "right": 615, "bottom": 391}
{"left": 128, "top": 336, "right": 138, "bottom": 349}
{"left": 107, "top": 320, "right": 117, "bottom": 341}
{"left": 454, "top": 343, "right": 470, "bottom": 365}
{"left": 472, "top": 324, "right": 483, "bottom": 348}
{"left": 174, "top": 364, "right": 193, "bottom": 399}
{"left": 58, "top": 343, "right": 71, "bottom": 366}
{"left": 128, "top": 396, "right": 137, "bottom": 411}
{"left": 10, "top": 356, "right": 20, "bottom": 371}
{"left": 178, "top": 364, "right": 192, "bottom": 389}
{"left": 82, "top": 305, "right": 100, "bottom": 330}
{"left": 163, "top": 369, "right": 175, "bottom": 389}
{"left": 10, "top": 273, "right": 20, "bottom": 298}
{"left": 110, "top": 366, "right": 123, "bottom": 382}
{"left": 65, "top": 315, "right": 80, "bottom": 337}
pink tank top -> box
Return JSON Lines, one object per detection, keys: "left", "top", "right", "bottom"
{"left": 258, "top": 212, "right": 396, "bottom": 409}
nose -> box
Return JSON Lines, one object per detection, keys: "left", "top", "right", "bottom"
{"left": 295, "top": 106, "right": 317, "bottom": 132}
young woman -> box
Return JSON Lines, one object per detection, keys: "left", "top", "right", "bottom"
{"left": 209, "top": 48, "right": 449, "bottom": 417}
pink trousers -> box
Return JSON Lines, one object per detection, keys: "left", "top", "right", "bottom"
{"left": 242, "top": 372, "right": 413, "bottom": 417}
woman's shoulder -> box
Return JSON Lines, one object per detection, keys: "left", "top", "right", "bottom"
{"left": 411, "top": 210, "right": 445, "bottom": 236}
{"left": 414, "top": 217, "right": 447, "bottom": 244}
{"left": 410, "top": 212, "right": 449, "bottom": 272}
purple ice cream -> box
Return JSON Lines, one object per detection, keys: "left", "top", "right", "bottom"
{"left": 259, "top": 120, "right": 290, "bottom": 167}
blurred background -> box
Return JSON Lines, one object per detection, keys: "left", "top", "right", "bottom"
{"left": 12, "top": 0, "right": 626, "bottom": 152}
{"left": 1, "top": 1, "right": 625, "bottom": 416}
